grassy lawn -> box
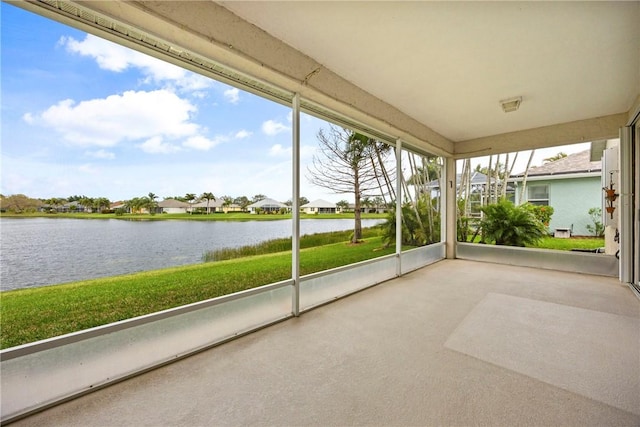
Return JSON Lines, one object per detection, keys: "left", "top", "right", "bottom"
{"left": 0, "top": 212, "right": 387, "bottom": 221}
{"left": 528, "top": 236, "right": 605, "bottom": 251}
{"left": 0, "top": 236, "right": 397, "bottom": 349}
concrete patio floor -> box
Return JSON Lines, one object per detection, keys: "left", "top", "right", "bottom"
{"left": 11, "top": 259, "right": 640, "bottom": 426}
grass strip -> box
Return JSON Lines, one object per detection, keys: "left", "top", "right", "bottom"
{"left": 1, "top": 236, "right": 396, "bottom": 349}
{"left": 526, "top": 236, "right": 605, "bottom": 251}
{"left": 465, "top": 236, "right": 604, "bottom": 250}
{"left": 204, "top": 228, "right": 380, "bottom": 261}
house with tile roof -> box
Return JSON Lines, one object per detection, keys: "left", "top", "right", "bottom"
{"left": 246, "top": 198, "right": 289, "bottom": 214}
{"left": 300, "top": 199, "right": 340, "bottom": 214}
{"left": 511, "top": 150, "right": 601, "bottom": 236}
{"left": 157, "top": 199, "right": 190, "bottom": 214}
{"left": 191, "top": 199, "right": 243, "bottom": 213}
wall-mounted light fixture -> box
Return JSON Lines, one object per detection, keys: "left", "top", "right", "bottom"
{"left": 500, "top": 96, "right": 522, "bottom": 113}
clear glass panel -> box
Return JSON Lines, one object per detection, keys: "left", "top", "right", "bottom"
{"left": 298, "top": 113, "right": 396, "bottom": 276}
{"left": 392, "top": 149, "right": 443, "bottom": 250}
{"left": 0, "top": 4, "right": 292, "bottom": 347}
{"left": 456, "top": 142, "right": 614, "bottom": 253}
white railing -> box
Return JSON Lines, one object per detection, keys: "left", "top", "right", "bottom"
{"left": 456, "top": 243, "right": 618, "bottom": 277}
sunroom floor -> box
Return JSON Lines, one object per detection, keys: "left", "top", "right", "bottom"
{"left": 11, "top": 259, "right": 640, "bottom": 426}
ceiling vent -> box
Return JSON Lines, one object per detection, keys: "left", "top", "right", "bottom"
{"left": 500, "top": 96, "right": 522, "bottom": 113}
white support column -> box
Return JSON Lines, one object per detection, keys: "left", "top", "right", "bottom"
{"left": 440, "top": 156, "right": 447, "bottom": 244}
{"left": 445, "top": 157, "right": 457, "bottom": 259}
{"left": 395, "top": 140, "right": 403, "bottom": 276}
{"left": 291, "top": 94, "right": 301, "bottom": 315}
{"left": 619, "top": 126, "right": 633, "bottom": 283}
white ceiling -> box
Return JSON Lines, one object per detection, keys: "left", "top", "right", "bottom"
{"left": 220, "top": 1, "right": 640, "bottom": 143}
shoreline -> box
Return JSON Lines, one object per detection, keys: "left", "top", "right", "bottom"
{"left": 0, "top": 212, "right": 387, "bottom": 221}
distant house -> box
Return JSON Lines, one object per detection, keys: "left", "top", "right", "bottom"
{"left": 158, "top": 199, "right": 189, "bottom": 214}
{"left": 247, "top": 198, "right": 288, "bottom": 214}
{"left": 427, "top": 171, "right": 514, "bottom": 217}
{"left": 511, "top": 150, "right": 601, "bottom": 236}
{"left": 192, "top": 198, "right": 222, "bottom": 214}
{"left": 300, "top": 199, "right": 339, "bottom": 214}
{"left": 190, "top": 199, "right": 244, "bottom": 214}
{"left": 111, "top": 201, "right": 126, "bottom": 211}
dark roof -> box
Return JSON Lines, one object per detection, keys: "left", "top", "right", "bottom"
{"left": 512, "top": 150, "right": 601, "bottom": 177}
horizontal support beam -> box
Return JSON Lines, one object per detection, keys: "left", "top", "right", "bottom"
{"left": 454, "top": 113, "right": 627, "bottom": 158}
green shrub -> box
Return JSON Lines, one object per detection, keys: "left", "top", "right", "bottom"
{"left": 479, "top": 199, "right": 546, "bottom": 247}
{"left": 523, "top": 203, "right": 554, "bottom": 227}
{"left": 381, "top": 197, "right": 440, "bottom": 247}
{"left": 586, "top": 207, "right": 605, "bottom": 237}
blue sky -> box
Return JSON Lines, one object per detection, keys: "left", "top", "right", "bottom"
{"left": 1, "top": 3, "right": 328, "bottom": 203}
{"left": 1, "top": 3, "right": 592, "bottom": 204}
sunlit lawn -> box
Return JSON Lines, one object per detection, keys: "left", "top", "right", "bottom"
{"left": 528, "top": 236, "right": 605, "bottom": 250}
{"left": 465, "top": 235, "right": 604, "bottom": 251}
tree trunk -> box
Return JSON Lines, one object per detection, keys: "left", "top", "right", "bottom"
{"left": 493, "top": 154, "right": 500, "bottom": 203}
{"left": 502, "top": 152, "right": 518, "bottom": 199}
{"left": 353, "top": 170, "right": 362, "bottom": 243}
{"left": 485, "top": 155, "right": 493, "bottom": 207}
{"left": 519, "top": 150, "right": 536, "bottom": 204}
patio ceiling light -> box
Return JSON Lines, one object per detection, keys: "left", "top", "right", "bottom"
{"left": 500, "top": 96, "right": 522, "bottom": 113}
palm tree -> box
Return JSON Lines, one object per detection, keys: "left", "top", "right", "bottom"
{"left": 336, "top": 199, "right": 350, "bottom": 213}
{"left": 78, "top": 196, "right": 94, "bottom": 213}
{"left": 147, "top": 192, "right": 158, "bottom": 214}
{"left": 184, "top": 193, "right": 196, "bottom": 214}
{"left": 200, "top": 192, "right": 216, "bottom": 214}
{"left": 90, "top": 197, "right": 110, "bottom": 213}
{"left": 221, "top": 195, "right": 233, "bottom": 212}
{"left": 479, "top": 199, "right": 545, "bottom": 246}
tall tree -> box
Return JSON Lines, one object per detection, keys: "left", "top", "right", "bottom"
{"left": 146, "top": 193, "right": 158, "bottom": 214}
{"left": 78, "top": 196, "right": 94, "bottom": 213}
{"left": 200, "top": 192, "right": 216, "bottom": 214}
{"left": 2, "top": 194, "right": 40, "bottom": 213}
{"left": 307, "top": 126, "right": 390, "bottom": 243}
{"left": 221, "top": 195, "right": 233, "bottom": 212}
{"left": 184, "top": 193, "right": 196, "bottom": 214}
{"left": 234, "top": 196, "right": 250, "bottom": 211}
{"left": 519, "top": 150, "right": 536, "bottom": 205}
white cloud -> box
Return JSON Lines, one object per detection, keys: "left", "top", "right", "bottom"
{"left": 235, "top": 130, "right": 252, "bottom": 139}
{"left": 269, "top": 143, "right": 316, "bottom": 159}
{"left": 139, "top": 136, "right": 181, "bottom": 154}
{"left": 224, "top": 88, "right": 240, "bottom": 104}
{"left": 269, "top": 144, "right": 289, "bottom": 157}
{"left": 262, "top": 120, "right": 290, "bottom": 136}
{"left": 78, "top": 164, "right": 98, "bottom": 174}
{"left": 22, "top": 113, "right": 35, "bottom": 124}
{"left": 86, "top": 149, "right": 115, "bottom": 159}
{"left": 183, "top": 135, "right": 228, "bottom": 151}
{"left": 61, "top": 34, "right": 213, "bottom": 93}
{"left": 30, "top": 89, "right": 198, "bottom": 147}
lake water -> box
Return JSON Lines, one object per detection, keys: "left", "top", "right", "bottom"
{"left": 0, "top": 217, "right": 382, "bottom": 291}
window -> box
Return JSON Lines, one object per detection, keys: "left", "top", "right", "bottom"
{"left": 528, "top": 184, "right": 549, "bottom": 206}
